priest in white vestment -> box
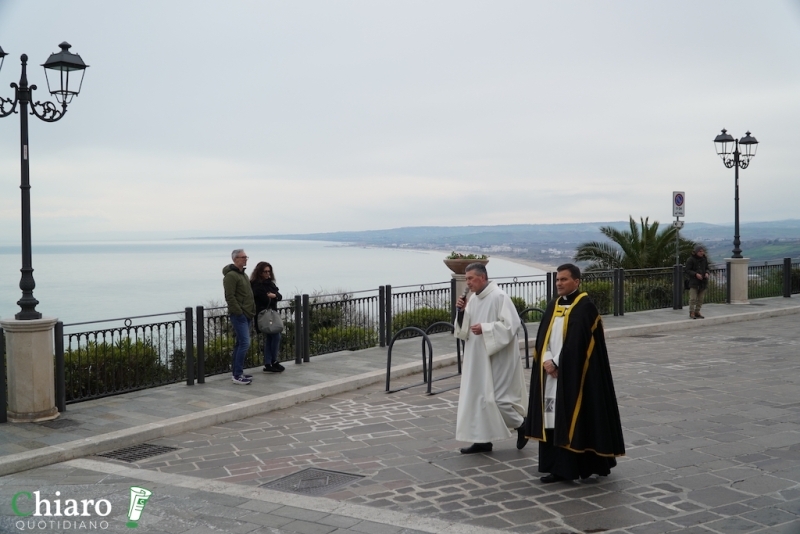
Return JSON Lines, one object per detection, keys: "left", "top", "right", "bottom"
{"left": 454, "top": 263, "right": 528, "bottom": 454}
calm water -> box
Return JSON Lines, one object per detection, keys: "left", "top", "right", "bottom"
{"left": 0, "top": 239, "right": 544, "bottom": 324}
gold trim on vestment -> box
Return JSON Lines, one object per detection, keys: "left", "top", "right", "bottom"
{"left": 538, "top": 292, "right": 588, "bottom": 440}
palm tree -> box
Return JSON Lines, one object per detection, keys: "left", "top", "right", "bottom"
{"left": 574, "top": 216, "right": 697, "bottom": 271}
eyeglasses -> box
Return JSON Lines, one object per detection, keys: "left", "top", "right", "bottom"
{"left": 236, "top": 255, "right": 248, "bottom": 260}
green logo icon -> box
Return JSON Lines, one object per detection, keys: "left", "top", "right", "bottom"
{"left": 126, "top": 486, "right": 152, "bottom": 528}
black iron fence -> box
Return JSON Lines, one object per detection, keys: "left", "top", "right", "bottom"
{"left": 622, "top": 268, "right": 674, "bottom": 312}
{"left": 387, "top": 282, "right": 451, "bottom": 340}
{"left": 747, "top": 260, "right": 791, "bottom": 300}
{"left": 57, "top": 311, "right": 189, "bottom": 405}
{"left": 28, "top": 256, "right": 798, "bottom": 408}
{"left": 306, "top": 289, "right": 380, "bottom": 356}
{"left": 496, "top": 275, "right": 549, "bottom": 321}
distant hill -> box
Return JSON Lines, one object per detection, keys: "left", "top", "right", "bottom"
{"left": 242, "top": 220, "right": 800, "bottom": 265}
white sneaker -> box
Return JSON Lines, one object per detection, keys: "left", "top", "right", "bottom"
{"left": 232, "top": 375, "right": 252, "bottom": 385}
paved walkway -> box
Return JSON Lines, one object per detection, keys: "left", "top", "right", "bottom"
{"left": 1, "top": 297, "right": 799, "bottom": 533}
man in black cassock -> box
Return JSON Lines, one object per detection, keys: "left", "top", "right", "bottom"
{"left": 522, "top": 263, "right": 625, "bottom": 483}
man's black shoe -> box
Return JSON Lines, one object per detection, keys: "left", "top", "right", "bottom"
{"left": 263, "top": 365, "right": 280, "bottom": 373}
{"left": 460, "top": 442, "right": 493, "bottom": 454}
{"left": 516, "top": 427, "right": 529, "bottom": 450}
{"left": 272, "top": 362, "right": 286, "bottom": 372}
{"left": 540, "top": 473, "right": 566, "bottom": 483}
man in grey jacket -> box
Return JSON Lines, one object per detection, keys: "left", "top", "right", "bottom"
{"left": 685, "top": 244, "right": 710, "bottom": 319}
{"left": 223, "top": 249, "right": 256, "bottom": 384}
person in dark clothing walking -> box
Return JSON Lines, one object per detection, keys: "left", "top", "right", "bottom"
{"left": 685, "top": 244, "right": 710, "bottom": 319}
{"left": 250, "top": 261, "right": 284, "bottom": 373}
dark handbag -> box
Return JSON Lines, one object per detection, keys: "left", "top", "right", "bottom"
{"left": 683, "top": 278, "right": 690, "bottom": 291}
{"left": 257, "top": 308, "right": 284, "bottom": 334}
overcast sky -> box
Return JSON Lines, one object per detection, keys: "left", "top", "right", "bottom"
{"left": 0, "top": 0, "right": 799, "bottom": 243}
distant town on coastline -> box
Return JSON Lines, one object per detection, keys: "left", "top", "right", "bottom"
{"left": 235, "top": 219, "right": 800, "bottom": 267}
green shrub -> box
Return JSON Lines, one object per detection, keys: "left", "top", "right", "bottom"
{"left": 64, "top": 338, "right": 167, "bottom": 401}
{"left": 309, "top": 305, "right": 344, "bottom": 330}
{"left": 629, "top": 282, "right": 672, "bottom": 311}
{"left": 510, "top": 296, "right": 527, "bottom": 315}
{"left": 310, "top": 326, "right": 378, "bottom": 354}
{"left": 509, "top": 296, "right": 545, "bottom": 322}
{"left": 392, "top": 307, "right": 452, "bottom": 337}
{"left": 582, "top": 280, "right": 613, "bottom": 314}
{"left": 201, "top": 336, "right": 235, "bottom": 375}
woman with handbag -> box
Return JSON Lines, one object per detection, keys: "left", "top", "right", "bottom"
{"left": 250, "top": 261, "right": 285, "bottom": 373}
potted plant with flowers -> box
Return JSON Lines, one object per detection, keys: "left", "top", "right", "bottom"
{"left": 444, "top": 251, "right": 489, "bottom": 274}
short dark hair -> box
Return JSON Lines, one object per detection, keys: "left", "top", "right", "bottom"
{"left": 557, "top": 263, "right": 581, "bottom": 280}
{"left": 465, "top": 262, "right": 488, "bottom": 278}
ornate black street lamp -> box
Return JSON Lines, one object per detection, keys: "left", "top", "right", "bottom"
{"left": 0, "top": 42, "right": 88, "bottom": 320}
{"left": 714, "top": 129, "right": 758, "bottom": 259}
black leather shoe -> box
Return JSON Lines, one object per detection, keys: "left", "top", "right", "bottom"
{"left": 540, "top": 473, "right": 566, "bottom": 483}
{"left": 516, "top": 427, "right": 529, "bottom": 450}
{"left": 460, "top": 442, "right": 493, "bottom": 454}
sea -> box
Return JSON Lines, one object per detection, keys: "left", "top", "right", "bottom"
{"left": 0, "top": 239, "right": 546, "bottom": 325}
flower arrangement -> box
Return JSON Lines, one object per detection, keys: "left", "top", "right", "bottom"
{"left": 446, "top": 251, "right": 488, "bottom": 260}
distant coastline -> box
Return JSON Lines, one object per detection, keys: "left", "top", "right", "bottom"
{"left": 345, "top": 243, "right": 557, "bottom": 274}
{"left": 492, "top": 255, "right": 557, "bottom": 273}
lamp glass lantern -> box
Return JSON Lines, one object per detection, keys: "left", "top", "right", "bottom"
{"left": 714, "top": 129, "right": 736, "bottom": 162}
{"left": 739, "top": 131, "right": 759, "bottom": 164}
{"left": 41, "top": 41, "right": 88, "bottom": 104}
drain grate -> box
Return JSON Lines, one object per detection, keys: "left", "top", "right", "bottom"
{"left": 39, "top": 418, "right": 80, "bottom": 430}
{"left": 729, "top": 337, "right": 765, "bottom": 343}
{"left": 261, "top": 468, "right": 364, "bottom": 496}
{"left": 97, "top": 443, "right": 179, "bottom": 463}
{"left": 631, "top": 334, "right": 667, "bottom": 339}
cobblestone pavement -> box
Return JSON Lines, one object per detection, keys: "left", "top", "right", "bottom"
{"left": 1, "top": 310, "right": 799, "bottom": 533}
{"left": 11, "top": 315, "right": 792, "bottom": 534}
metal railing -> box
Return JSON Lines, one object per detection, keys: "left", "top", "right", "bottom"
{"left": 386, "top": 282, "right": 451, "bottom": 340}
{"left": 29, "top": 256, "right": 798, "bottom": 409}
{"left": 623, "top": 268, "right": 674, "bottom": 312}
{"left": 306, "top": 289, "right": 380, "bottom": 356}
{"left": 748, "top": 260, "right": 788, "bottom": 299}
{"left": 580, "top": 270, "right": 615, "bottom": 315}
{"left": 496, "top": 275, "right": 548, "bottom": 320}
{"left": 58, "top": 311, "right": 189, "bottom": 404}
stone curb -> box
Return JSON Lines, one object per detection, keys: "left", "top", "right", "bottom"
{"left": 67, "top": 458, "right": 510, "bottom": 534}
{"left": 0, "top": 355, "right": 459, "bottom": 477}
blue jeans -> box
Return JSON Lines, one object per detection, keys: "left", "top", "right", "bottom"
{"left": 263, "top": 333, "right": 282, "bottom": 366}
{"left": 230, "top": 314, "right": 251, "bottom": 377}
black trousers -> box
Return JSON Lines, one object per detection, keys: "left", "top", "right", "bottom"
{"left": 538, "top": 429, "right": 616, "bottom": 480}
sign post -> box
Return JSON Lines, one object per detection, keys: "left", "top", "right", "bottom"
{"left": 672, "top": 192, "right": 685, "bottom": 310}
{"left": 672, "top": 191, "right": 685, "bottom": 265}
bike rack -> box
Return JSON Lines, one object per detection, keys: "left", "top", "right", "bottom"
{"left": 385, "top": 327, "right": 433, "bottom": 393}
{"left": 423, "top": 322, "right": 463, "bottom": 395}
{"left": 518, "top": 307, "right": 545, "bottom": 369}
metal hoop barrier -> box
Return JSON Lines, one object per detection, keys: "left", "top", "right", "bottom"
{"left": 423, "top": 322, "right": 462, "bottom": 395}
{"left": 518, "top": 307, "right": 545, "bottom": 369}
{"left": 385, "top": 327, "right": 432, "bottom": 394}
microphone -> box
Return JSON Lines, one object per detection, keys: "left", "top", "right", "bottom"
{"left": 456, "top": 287, "right": 469, "bottom": 327}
